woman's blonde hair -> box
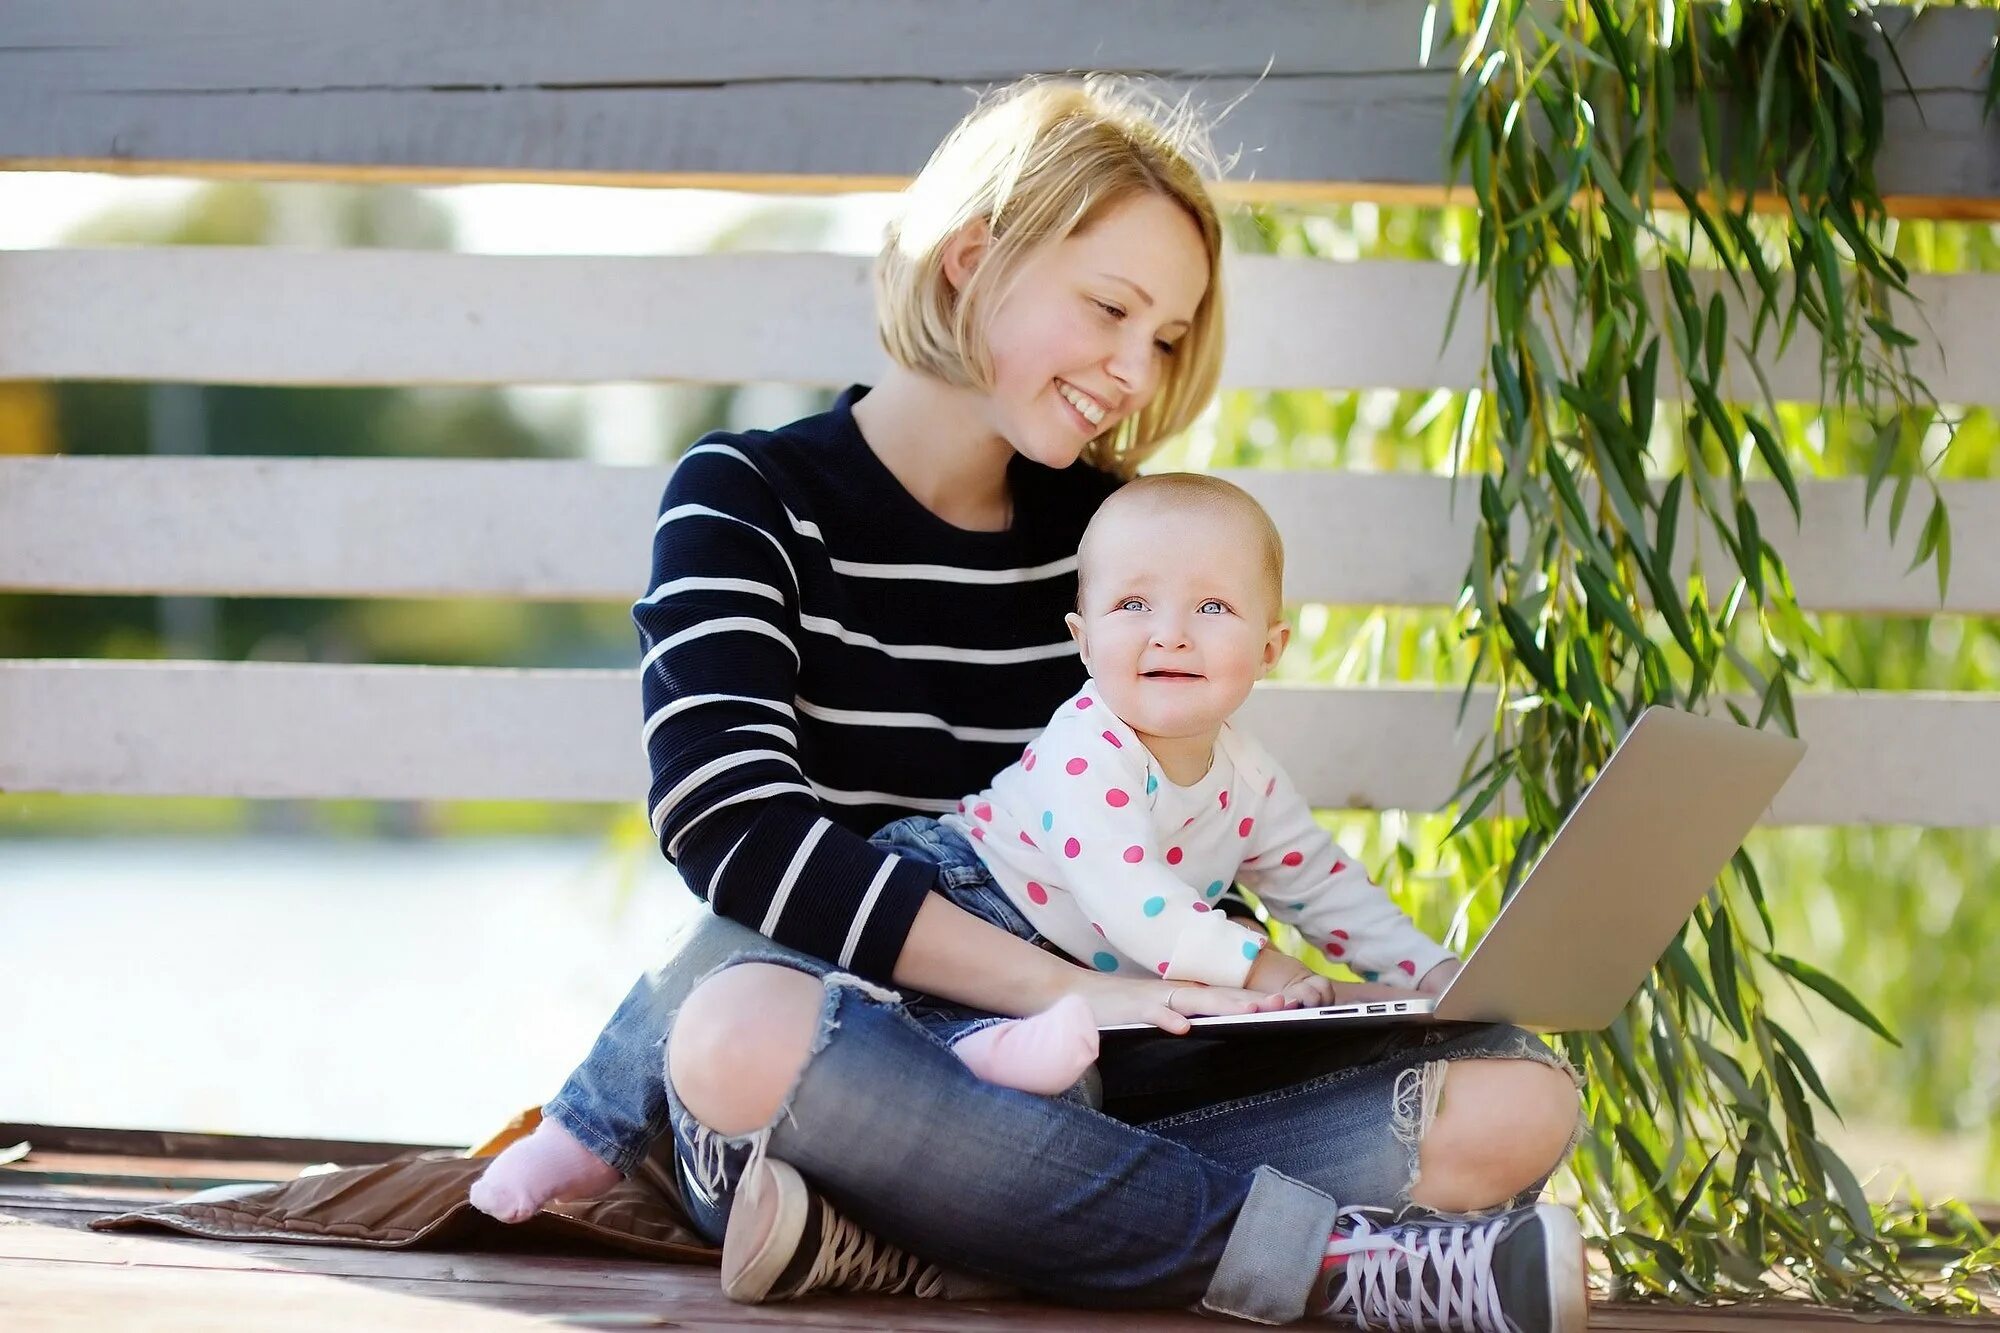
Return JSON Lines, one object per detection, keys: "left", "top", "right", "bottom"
{"left": 875, "top": 76, "right": 1228, "bottom": 477}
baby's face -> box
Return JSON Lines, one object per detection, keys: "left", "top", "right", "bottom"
{"left": 1065, "top": 505, "right": 1287, "bottom": 746}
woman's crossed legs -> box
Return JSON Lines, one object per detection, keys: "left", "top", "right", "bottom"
{"left": 668, "top": 959, "right": 1586, "bottom": 1325}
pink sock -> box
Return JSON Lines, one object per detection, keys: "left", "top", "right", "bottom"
{"left": 951, "top": 994, "right": 1099, "bottom": 1096}
{"left": 468, "top": 1118, "right": 622, "bottom": 1223}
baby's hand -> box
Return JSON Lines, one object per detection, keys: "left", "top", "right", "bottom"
{"left": 1416, "top": 957, "right": 1462, "bottom": 996}
{"left": 1278, "top": 972, "right": 1340, "bottom": 1008}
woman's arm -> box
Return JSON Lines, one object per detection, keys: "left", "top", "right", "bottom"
{"left": 893, "top": 891, "right": 1291, "bottom": 1031}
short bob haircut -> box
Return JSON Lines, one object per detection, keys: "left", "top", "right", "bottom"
{"left": 875, "top": 76, "right": 1228, "bottom": 478}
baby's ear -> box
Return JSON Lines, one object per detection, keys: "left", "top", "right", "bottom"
{"left": 1261, "top": 619, "right": 1291, "bottom": 674}
{"left": 1065, "top": 611, "right": 1090, "bottom": 667}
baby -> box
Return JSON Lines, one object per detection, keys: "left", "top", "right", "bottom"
{"left": 939, "top": 472, "right": 1461, "bottom": 1095}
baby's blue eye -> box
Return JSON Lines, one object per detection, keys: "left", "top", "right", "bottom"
{"left": 1199, "top": 599, "right": 1228, "bottom": 614}
{"left": 1118, "top": 597, "right": 1146, "bottom": 612}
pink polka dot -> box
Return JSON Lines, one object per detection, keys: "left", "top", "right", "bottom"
{"left": 1122, "top": 845, "right": 1145, "bottom": 864}
{"left": 1156, "top": 962, "right": 1170, "bottom": 975}
{"left": 1281, "top": 851, "right": 1304, "bottom": 867}
{"left": 1238, "top": 817, "right": 1255, "bottom": 838}
{"left": 1327, "top": 941, "right": 1346, "bottom": 957}
{"left": 1244, "top": 855, "right": 1260, "bottom": 864}
{"left": 974, "top": 803, "right": 993, "bottom": 822}
{"left": 1218, "top": 791, "right": 1230, "bottom": 810}
{"left": 1025, "top": 881, "right": 1049, "bottom": 905}
{"left": 1101, "top": 730, "right": 1123, "bottom": 749}
{"left": 1019, "top": 832, "right": 1035, "bottom": 847}
{"left": 1092, "top": 922, "right": 1106, "bottom": 936}
{"left": 1266, "top": 776, "right": 1277, "bottom": 796}
{"left": 1398, "top": 960, "right": 1417, "bottom": 975}
{"left": 1182, "top": 816, "right": 1196, "bottom": 828}
{"left": 1105, "top": 788, "right": 1129, "bottom": 807}
{"left": 969, "top": 826, "right": 985, "bottom": 841}
{"left": 1192, "top": 901, "right": 1210, "bottom": 912}
{"left": 1023, "top": 749, "right": 1037, "bottom": 771}
{"left": 1076, "top": 696, "right": 1094, "bottom": 710}
{"left": 957, "top": 800, "right": 966, "bottom": 812}
{"left": 1064, "top": 837, "right": 1081, "bottom": 859}
{"left": 1065, "top": 757, "right": 1089, "bottom": 776}
{"left": 1331, "top": 929, "right": 1350, "bottom": 940}
{"left": 1165, "top": 846, "right": 1183, "bottom": 865}
{"left": 1329, "top": 860, "right": 1347, "bottom": 875}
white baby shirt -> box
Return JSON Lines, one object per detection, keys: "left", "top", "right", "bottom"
{"left": 937, "top": 682, "right": 1455, "bottom": 990}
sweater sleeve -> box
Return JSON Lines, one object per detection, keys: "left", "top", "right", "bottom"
{"left": 1232, "top": 746, "right": 1455, "bottom": 990}
{"left": 635, "top": 440, "right": 935, "bottom": 981}
{"left": 1028, "top": 709, "right": 1266, "bottom": 986}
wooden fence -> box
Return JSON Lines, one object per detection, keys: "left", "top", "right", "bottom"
{"left": 4, "top": 1, "right": 2000, "bottom": 834}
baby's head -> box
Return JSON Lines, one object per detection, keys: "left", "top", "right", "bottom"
{"left": 874, "top": 77, "right": 1228, "bottom": 477}
{"left": 1065, "top": 474, "right": 1291, "bottom": 746}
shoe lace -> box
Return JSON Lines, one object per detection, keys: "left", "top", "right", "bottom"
{"left": 1323, "top": 1210, "right": 1514, "bottom": 1333}
{"left": 801, "top": 1198, "right": 949, "bottom": 1298}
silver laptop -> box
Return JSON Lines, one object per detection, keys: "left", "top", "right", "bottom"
{"left": 1102, "top": 706, "right": 1806, "bottom": 1038}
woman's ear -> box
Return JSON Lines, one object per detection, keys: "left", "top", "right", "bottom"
{"left": 940, "top": 217, "right": 993, "bottom": 294}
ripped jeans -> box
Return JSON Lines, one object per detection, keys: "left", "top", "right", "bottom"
{"left": 548, "top": 816, "right": 1581, "bottom": 1324}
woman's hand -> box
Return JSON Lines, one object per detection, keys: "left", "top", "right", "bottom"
{"left": 1070, "top": 971, "right": 1290, "bottom": 1035}
{"left": 1416, "top": 957, "right": 1462, "bottom": 996}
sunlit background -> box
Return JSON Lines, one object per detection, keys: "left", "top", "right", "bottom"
{"left": 1, "top": 171, "right": 1994, "bottom": 1205}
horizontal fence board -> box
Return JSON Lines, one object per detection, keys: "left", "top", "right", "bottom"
{"left": 1, "top": 3, "right": 1995, "bottom": 212}
{"left": 4, "top": 458, "right": 1994, "bottom": 616}
{"left": 0, "top": 659, "right": 1990, "bottom": 825}
{"left": 6, "top": 251, "right": 2000, "bottom": 406}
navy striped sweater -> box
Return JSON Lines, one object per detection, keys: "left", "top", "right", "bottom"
{"left": 637, "top": 385, "right": 1123, "bottom": 981}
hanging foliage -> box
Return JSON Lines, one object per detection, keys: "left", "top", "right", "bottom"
{"left": 1426, "top": 0, "right": 1996, "bottom": 1309}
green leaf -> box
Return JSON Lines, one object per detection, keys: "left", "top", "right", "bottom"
{"left": 1705, "top": 904, "right": 1749, "bottom": 1040}
{"left": 1767, "top": 953, "right": 1901, "bottom": 1047}
{"left": 1744, "top": 418, "right": 1801, "bottom": 523}
{"left": 1498, "top": 604, "right": 1561, "bottom": 695}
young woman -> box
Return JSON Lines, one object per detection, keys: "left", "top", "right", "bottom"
{"left": 473, "top": 77, "right": 1588, "bottom": 1331}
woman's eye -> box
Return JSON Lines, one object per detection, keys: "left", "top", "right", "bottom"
{"left": 1093, "top": 299, "right": 1125, "bottom": 319}
{"left": 1155, "top": 339, "right": 1179, "bottom": 357}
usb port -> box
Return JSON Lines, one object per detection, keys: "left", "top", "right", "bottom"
{"left": 1367, "top": 1003, "right": 1388, "bottom": 1014}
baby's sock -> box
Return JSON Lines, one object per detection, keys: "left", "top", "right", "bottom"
{"left": 468, "top": 1118, "right": 622, "bottom": 1223}
{"left": 951, "top": 993, "right": 1099, "bottom": 1096}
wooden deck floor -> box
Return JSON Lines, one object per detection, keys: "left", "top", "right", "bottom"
{"left": 5, "top": 1134, "right": 1999, "bottom": 1332}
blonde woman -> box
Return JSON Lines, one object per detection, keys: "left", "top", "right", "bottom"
{"left": 473, "top": 78, "right": 1588, "bottom": 1332}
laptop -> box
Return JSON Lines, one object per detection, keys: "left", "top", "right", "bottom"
{"left": 1101, "top": 706, "right": 1807, "bottom": 1039}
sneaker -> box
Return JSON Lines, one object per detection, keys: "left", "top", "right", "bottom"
{"left": 722, "top": 1156, "right": 982, "bottom": 1303}
{"left": 1317, "top": 1201, "right": 1587, "bottom": 1332}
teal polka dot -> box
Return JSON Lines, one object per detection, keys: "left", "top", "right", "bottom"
{"left": 1289, "top": 902, "right": 1306, "bottom": 911}
{"left": 1093, "top": 952, "right": 1120, "bottom": 972}
{"left": 1204, "top": 881, "right": 1225, "bottom": 899}
{"left": 1041, "top": 810, "right": 1054, "bottom": 831}
{"left": 1360, "top": 970, "right": 1380, "bottom": 982}
{"left": 1242, "top": 941, "right": 1261, "bottom": 960}
{"left": 1146, "top": 773, "right": 1158, "bottom": 794}
{"left": 1143, "top": 897, "right": 1167, "bottom": 917}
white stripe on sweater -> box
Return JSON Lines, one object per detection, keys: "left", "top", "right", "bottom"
{"left": 839, "top": 856, "right": 903, "bottom": 969}
{"left": 650, "top": 749, "right": 802, "bottom": 836}
{"left": 808, "top": 781, "right": 960, "bottom": 814}
{"left": 655, "top": 503, "right": 798, "bottom": 594}
{"left": 639, "top": 616, "right": 797, "bottom": 674}
{"left": 799, "top": 615, "right": 1076, "bottom": 665}
{"left": 827, "top": 554, "right": 1078, "bottom": 584}
{"left": 642, "top": 693, "right": 795, "bottom": 749}
{"left": 759, "top": 818, "right": 832, "bottom": 937}
{"left": 663, "top": 781, "right": 817, "bottom": 856}
{"left": 795, "top": 697, "right": 1040, "bottom": 744}
{"left": 637, "top": 575, "right": 786, "bottom": 606}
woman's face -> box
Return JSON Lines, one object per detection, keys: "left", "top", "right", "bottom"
{"left": 971, "top": 192, "right": 1211, "bottom": 470}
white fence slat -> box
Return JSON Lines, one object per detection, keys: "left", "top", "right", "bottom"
{"left": 6, "top": 458, "right": 1995, "bottom": 616}
{"left": 7, "top": 251, "right": 2000, "bottom": 406}
{"left": 1, "top": 660, "right": 1990, "bottom": 826}
{"left": 1, "top": 3, "right": 1992, "bottom": 210}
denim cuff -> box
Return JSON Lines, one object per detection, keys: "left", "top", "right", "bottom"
{"left": 1200, "top": 1165, "right": 1341, "bottom": 1324}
